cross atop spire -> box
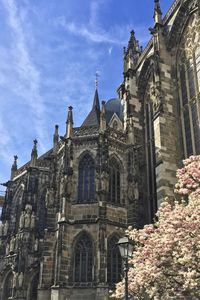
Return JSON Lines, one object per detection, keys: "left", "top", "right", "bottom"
{"left": 95, "top": 71, "right": 100, "bottom": 90}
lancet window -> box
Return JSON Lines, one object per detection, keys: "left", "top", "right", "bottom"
{"left": 178, "top": 14, "right": 200, "bottom": 157}
{"left": 30, "top": 273, "right": 39, "bottom": 300}
{"left": 107, "top": 236, "right": 122, "bottom": 284}
{"left": 108, "top": 158, "right": 121, "bottom": 204}
{"left": 4, "top": 272, "right": 13, "bottom": 300}
{"left": 78, "top": 154, "right": 95, "bottom": 202}
{"left": 73, "top": 233, "right": 93, "bottom": 283}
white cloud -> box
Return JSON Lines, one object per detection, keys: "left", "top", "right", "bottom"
{"left": 1, "top": 0, "right": 47, "bottom": 152}
{"left": 108, "top": 47, "right": 113, "bottom": 55}
{"left": 59, "top": 20, "right": 126, "bottom": 45}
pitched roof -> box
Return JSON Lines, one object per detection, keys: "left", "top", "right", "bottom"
{"left": 81, "top": 89, "right": 100, "bottom": 127}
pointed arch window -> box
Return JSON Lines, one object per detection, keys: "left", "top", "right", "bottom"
{"left": 4, "top": 272, "right": 13, "bottom": 300}
{"left": 37, "top": 191, "right": 47, "bottom": 237}
{"left": 178, "top": 14, "right": 200, "bottom": 158}
{"left": 108, "top": 158, "right": 121, "bottom": 204}
{"left": 73, "top": 233, "right": 93, "bottom": 282}
{"left": 78, "top": 154, "right": 95, "bottom": 203}
{"left": 107, "top": 236, "right": 122, "bottom": 284}
{"left": 30, "top": 273, "right": 39, "bottom": 300}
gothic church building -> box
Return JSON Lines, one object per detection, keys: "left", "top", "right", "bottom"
{"left": 0, "top": 0, "right": 200, "bottom": 299}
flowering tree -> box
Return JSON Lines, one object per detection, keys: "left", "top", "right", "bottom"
{"left": 113, "top": 156, "right": 200, "bottom": 299}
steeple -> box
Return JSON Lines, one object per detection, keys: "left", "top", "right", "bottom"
{"left": 53, "top": 124, "right": 59, "bottom": 150}
{"left": 66, "top": 106, "right": 73, "bottom": 138}
{"left": 82, "top": 74, "right": 101, "bottom": 127}
{"left": 10, "top": 155, "right": 18, "bottom": 180}
{"left": 31, "top": 139, "right": 38, "bottom": 167}
{"left": 154, "top": 0, "right": 163, "bottom": 25}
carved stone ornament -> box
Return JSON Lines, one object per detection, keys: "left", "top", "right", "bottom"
{"left": 24, "top": 210, "right": 31, "bottom": 228}
{"left": 179, "top": 12, "right": 200, "bottom": 60}
{"left": 150, "top": 84, "right": 163, "bottom": 114}
{"left": 19, "top": 211, "right": 25, "bottom": 229}
{"left": 45, "top": 188, "right": 55, "bottom": 207}
{"left": 127, "top": 179, "right": 139, "bottom": 201}
{"left": 101, "top": 171, "right": 109, "bottom": 193}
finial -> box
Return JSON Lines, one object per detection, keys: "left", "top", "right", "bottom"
{"left": 11, "top": 155, "right": 18, "bottom": 180}
{"left": 66, "top": 106, "right": 73, "bottom": 138}
{"left": 100, "top": 100, "right": 106, "bottom": 131}
{"left": 33, "top": 139, "right": 38, "bottom": 148}
{"left": 53, "top": 125, "right": 59, "bottom": 151}
{"left": 31, "top": 139, "right": 38, "bottom": 167}
{"left": 154, "top": 0, "right": 162, "bottom": 25}
{"left": 14, "top": 155, "right": 18, "bottom": 163}
{"left": 95, "top": 71, "right": 100, "bottom": 90}
{"left": 130, "top": 30, "right": 135, "bottom": 36}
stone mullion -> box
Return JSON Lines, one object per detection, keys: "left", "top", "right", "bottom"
{"left": 185, "top": 62, "right": 196, "bottom": 154}
{"left": 177, "top": 66, "right": 187, "bottom": 157}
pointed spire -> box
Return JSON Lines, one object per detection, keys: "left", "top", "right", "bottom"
{"left": 11, "top": 155, "right": 18, "bottom": 180}
{"left": 92, "top": 89, "right": 100, "bottom": 111}
{"left": 66, "top": 106, "right": 73, "bottom": 138}
{"left": 154, "top": 0, "right": 163, "bottom": 25}
{"left": 53, "top": 124, "right": 59, "bottom": 150}
{"left": 81, "top": 75, "right": 101, "bottom": 127}
{"left": 31, "top": 139, "right": 38, "bottom": 167}
{"left": 100, "top": 101, "right": 106, "bottom": 131}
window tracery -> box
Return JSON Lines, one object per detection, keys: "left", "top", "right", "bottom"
{"left": 73, "top": 233, "right": 93, "bottom": 283}
{"left": 78, "top": 154, "right": 95, "bottom": 203}
{"left": 4, "top": 272, "right": 13, "bottom": 300}
{"left": 30, "top": 273, "right": 39, "bottom": 300}
{"left": 178, "top": 13, "right": 200, "bottom": 157}
{"left": 107, "top": 236, "right": 122, "bottom": 284}
{"left": 108, "top": 158, "right": 121, "bottom": 204}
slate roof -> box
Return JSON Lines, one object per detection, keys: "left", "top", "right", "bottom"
{"left": 81, "top": 89, "right": 100, "bottom": 127}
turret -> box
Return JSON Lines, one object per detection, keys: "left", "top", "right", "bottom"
{"left": 30, "top": 139, "right": 38, "bottom": 167}
{"left": 66, "top": 106, "right": 73, "bottom": 139}
{"left": 10, "top": 155, "right": 18, "bottom": 180}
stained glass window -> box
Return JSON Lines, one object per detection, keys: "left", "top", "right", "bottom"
{"left": 107, "top": 236, "right": 122, "bottom": 284}
{"left": 73, "top": 233, "right": 93, "bottom": 282}
{"left": 78, "top": 154, "right": 95, "bottom": 203}
{"left": 108, "top": 158, "right": 121, "bottom": 204}
{"left": 179, "top": 49, "right": 200, "bottom": 156}
{"left": 30, "top": 273, "right": 39, "bottom": 300}
{"left": 4, "top": 272, "right": 13, "bottom": 300}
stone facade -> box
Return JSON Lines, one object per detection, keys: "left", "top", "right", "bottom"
{"left": 0, "top": 0, "right": 200, "bottom": 299}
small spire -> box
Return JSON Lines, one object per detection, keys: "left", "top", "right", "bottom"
{"left": 100, "top": 101, "right": 106, "bottom": 131}
{"left": 31, "top": 139, "right": 38, "bottom": 167}
{"left": 154, "top": 0, "right": 163, "bottom": 25}
{"left": 127, "top": 30, "right": 140, "bottom": 53}
{"left": 66, "top": 106, "right": 73, "bottom": 138}
{"left": 11, "top": 155, "right": 18, "bottom": 180}
{"left": 53, "top": 125, "right": 59, "bottom": 150}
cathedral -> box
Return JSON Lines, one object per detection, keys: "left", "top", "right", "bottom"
{"left": 0, "top": 0, "right": 200, "bottom": 299}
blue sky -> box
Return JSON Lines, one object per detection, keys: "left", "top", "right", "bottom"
{"left": 0, "top": 0, "right": 174, "bottom": 187}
